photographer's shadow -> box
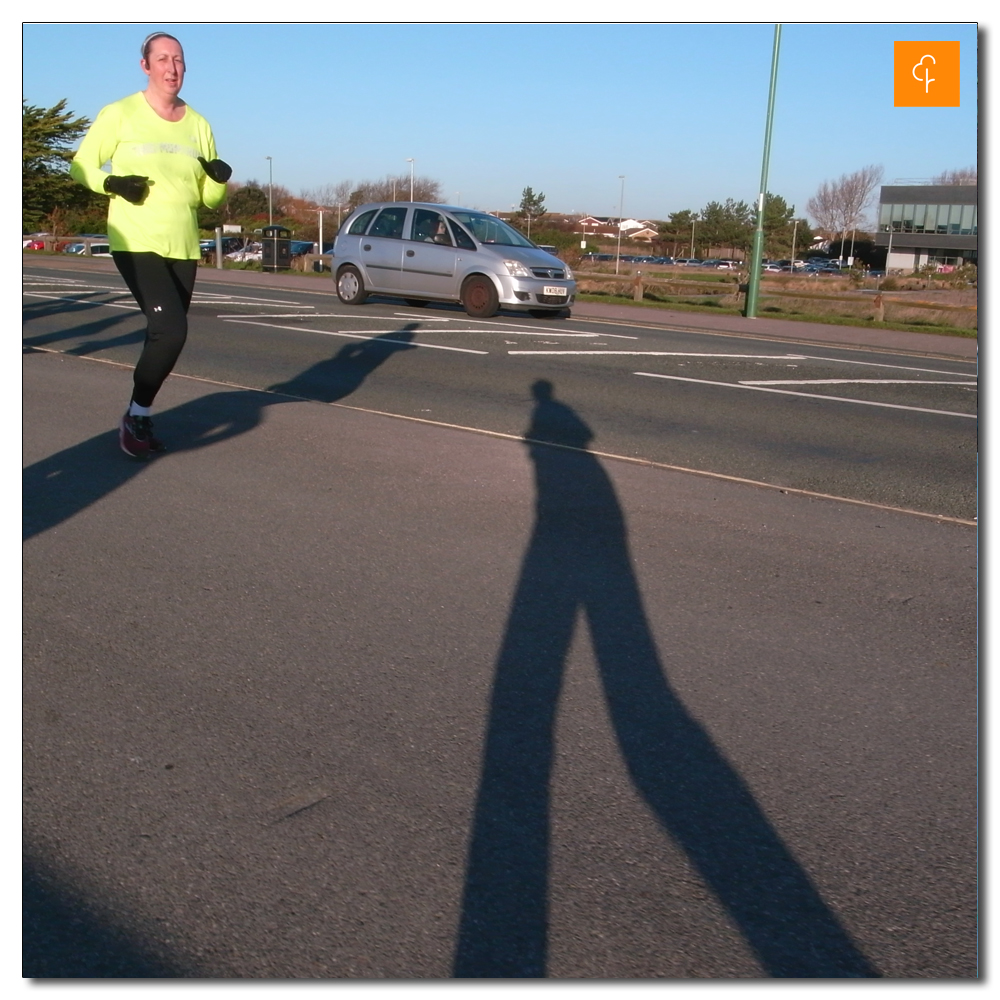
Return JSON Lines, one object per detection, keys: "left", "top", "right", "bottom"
{"left": 453, "top": 379, "right": 878, "bottom": 979}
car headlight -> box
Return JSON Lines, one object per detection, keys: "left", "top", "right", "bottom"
{"left": 503, "top": 259, "right": 532, "bottom": 277}
{"left": 563, "top": 263, "right": 574, "bottom": 280}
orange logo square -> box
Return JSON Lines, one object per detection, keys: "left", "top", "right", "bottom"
{"left": 894, "top": 41, "right": 960, "bottom": 107}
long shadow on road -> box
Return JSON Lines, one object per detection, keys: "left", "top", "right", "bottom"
{"left": 23, "top": 327, "right": 417, "bottom": 540}
{"left": 453, "top": 379, "right": 879, "bottom": 979}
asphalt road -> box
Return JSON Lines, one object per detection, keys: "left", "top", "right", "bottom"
{"left": 22, "top": 262, "right": 977, "bottom": 522}
{"left": 23, "top": 260, "right": 978, "bottom": 978}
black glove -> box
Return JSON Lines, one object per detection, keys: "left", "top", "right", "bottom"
{"left": 198, "top": 156, "right": 232, "bottom": 184}
{"left": 104, "top": 174, "right": 149, "bottom": 204}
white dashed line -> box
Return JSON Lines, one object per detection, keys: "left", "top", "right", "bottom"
{"left": 741, "top": 379, "right": 977, "bottom": 387}
{"left": 634, "top": 372, "right": 977, "bottom": 418}
{"left": 222, "top": 319, "right": 488, "bottom": 354}
{"left": 508, "top": 351, "right": 808, "bottom": 358}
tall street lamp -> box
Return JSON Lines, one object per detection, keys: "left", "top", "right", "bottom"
{"left": 265, "top": 155, "right": 273, "bottom": 226}
{"left": 406, "top": 158, "right": 415, "bottom": 202}
{"left": 615, "top": 175, "right": 626, "bottom": 275}
{"left": 790, "top": 218, "right": 800, "bottom": 269}
{"left": 744, "top": 24, "right": 782, "bottom": 318}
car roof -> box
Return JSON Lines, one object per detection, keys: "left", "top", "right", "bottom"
{"left": 351, "top": 202, "right": 490, "bottom": 215}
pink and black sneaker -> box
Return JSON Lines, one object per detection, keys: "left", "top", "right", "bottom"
{"left": 119, "top": 412, "right": 164, "bottom": 458}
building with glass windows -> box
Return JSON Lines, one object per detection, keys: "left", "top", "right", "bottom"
{"left": 875, "top": 184, "right": 977, "bottom": 271}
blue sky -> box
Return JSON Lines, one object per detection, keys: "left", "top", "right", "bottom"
{"left": 22, "top": 20, "right": 979, "bottom": 225}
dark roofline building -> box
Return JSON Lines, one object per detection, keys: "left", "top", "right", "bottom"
{"left": 874, "top": 183, "right": 977, "bottom": 271}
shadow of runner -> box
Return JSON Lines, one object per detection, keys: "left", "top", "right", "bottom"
{"left": 23, "top": 855, "right": 197, "bottom": 978}
{"left": 453, "top": 379, "right": 879, "bottom": 979}
{"left": 23, "top": 328, "right": 418, "bottom": 541}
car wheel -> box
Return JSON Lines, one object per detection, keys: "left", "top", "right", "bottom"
{"left": 404, "top": 299, "right": 429, "bottom": 307}
{"left": 336, "top": 265, "right": 368, "bottom": 305}
{"left": 461, "top": 275, "right": 499, "bottom": 318}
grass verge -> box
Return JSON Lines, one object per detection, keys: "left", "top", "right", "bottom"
{"left": 576, "top": 293, "right": 977, "bottom": 339}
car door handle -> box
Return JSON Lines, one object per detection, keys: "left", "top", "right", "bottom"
{"left": 363, "top": 244, "right": 371, "bottom": 251}
{"left": 405, "top": 250, "right": 415, "bottom": 257}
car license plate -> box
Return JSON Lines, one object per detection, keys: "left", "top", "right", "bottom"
{"left": 543, "top": 285, "right": 568, "bottom": 296}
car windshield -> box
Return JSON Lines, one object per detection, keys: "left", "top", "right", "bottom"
{"left": 450, "top": 211, "right": 535, "bottom": 248}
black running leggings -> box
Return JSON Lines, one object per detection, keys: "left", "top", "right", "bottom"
{"left": 112, "top": 251, "right": 198, "bottom": 408}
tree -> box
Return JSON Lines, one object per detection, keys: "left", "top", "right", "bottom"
{"left": 932, "top": 166, "right": 977, "bottom": 185}
{"left": 761, "top": 193, "right": 813, "bottom": 258}
{"left": 226, "top": 182, "right": 269, "bottom": 220}
{"left": 699, "top": 198, "right": 753, "bottom": 256}
{"left": 806, "top": 164, "right": 884, "bottom": 236}
{"left": 347, "top": 174, "right": 442, "bottom": 207}
{"left": 516, "top": 186, "right": 546, "bottom": 236}
{"left": 23, "top": 98, "right": 103, "bottom": 234}
{"left": 658, "top": 210, "right": 698, "bottom": 257}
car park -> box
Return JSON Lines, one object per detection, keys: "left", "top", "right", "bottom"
{"left": 332, "top": 202, "right": 575, "bottom": 318}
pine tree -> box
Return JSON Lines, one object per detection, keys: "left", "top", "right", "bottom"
{"left": 23, "top": 99, "right": 101, "bottom": 234}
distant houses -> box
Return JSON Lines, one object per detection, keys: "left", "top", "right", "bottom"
{"left": 576, "top": 216, "right": 659, "bottom": 241}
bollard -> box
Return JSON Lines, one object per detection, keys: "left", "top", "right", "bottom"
{"left": 632, "top": 272, "right": 644, "bottom": 302}
{"left": 873, "top": 293, "right": 885, "bottom": 323}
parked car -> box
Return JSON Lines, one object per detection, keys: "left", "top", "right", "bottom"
{"left": 62, "top": 242, "right": 111, "bottom": 256}
{"left": 673, "top": 258, "right": 700, "bottom": 266}
{"left": 332, "top": 202, "right": 575, "bottom": 318}
{"left": 226, "top": 242, "right": 263, "bottom": 262}
{"left": 23, "top": 239, "right": 46, "bottom": 251}
{"left": 289, "top": 240, "right": 315, "bottom": 257}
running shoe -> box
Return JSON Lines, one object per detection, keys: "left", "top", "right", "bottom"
{"left": 119, "top": 412, "right": 163, "bottom": 457}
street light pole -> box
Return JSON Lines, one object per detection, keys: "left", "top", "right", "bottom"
{"left": 406, "top": 158, "right": 414, "bottom": 201}
{"left": 265, "top": 155, "right": 273, "bottom": 226}
{"left": 790, "top": 217, "right": 800, "bottom": 269}
{"left": 615, "top": 175, "right": 625, "bottom": 275}
{"left": 744, "top": 24, "right": 782, "bottom": 318}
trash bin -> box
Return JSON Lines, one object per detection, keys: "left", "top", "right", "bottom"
{"left": 261, "top": 225, "right": 292, "bottom": 272}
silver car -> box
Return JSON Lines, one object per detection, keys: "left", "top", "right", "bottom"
{"left": 332, "top": 203, "right": 575, "bottom": 318}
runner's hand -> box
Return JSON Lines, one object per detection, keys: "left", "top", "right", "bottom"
{"left": 103, "top": 174, "right": 149, "bottom": 204}
{"left": 198, "top": 157, "right": 232, "bottom": 184}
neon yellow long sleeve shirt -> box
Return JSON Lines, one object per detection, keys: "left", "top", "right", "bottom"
{"left": 70, "top": 92, "right": 227, "bottom": 259}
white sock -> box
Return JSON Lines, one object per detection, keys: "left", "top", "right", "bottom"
{"left": 129, "top": 402, "right": 152, "bottom": 417}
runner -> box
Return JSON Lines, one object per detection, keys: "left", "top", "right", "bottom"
{"left": 70, "top": 31, "right": 231, "bottom": 458}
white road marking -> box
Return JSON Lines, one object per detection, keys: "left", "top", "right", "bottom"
{"left": 508, "top": 351, "right": 808, "bottom": 358}
{"left": 193, "top": 293, "right": 309, "bottom": 306}
{"left": 222, "top": 319, "right": 488, "bottom": 354}
{"left": 23, "top": 291, "right": 140, "bottom": 310}
{"left": 634, "top": 372, "right": 977, "bottom": 418}
{"left": 741, "top": 379, "right": 977, "bottom": 387}
{"left": 796, "top": 354, "right": 977, "bottom": 377}
{"left": 389, "top": 311, "right": 639, "bottom": 339}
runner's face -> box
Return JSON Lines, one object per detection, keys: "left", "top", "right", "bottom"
{"left": 142, "top": 37, "right": 185, "bottom": 98}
